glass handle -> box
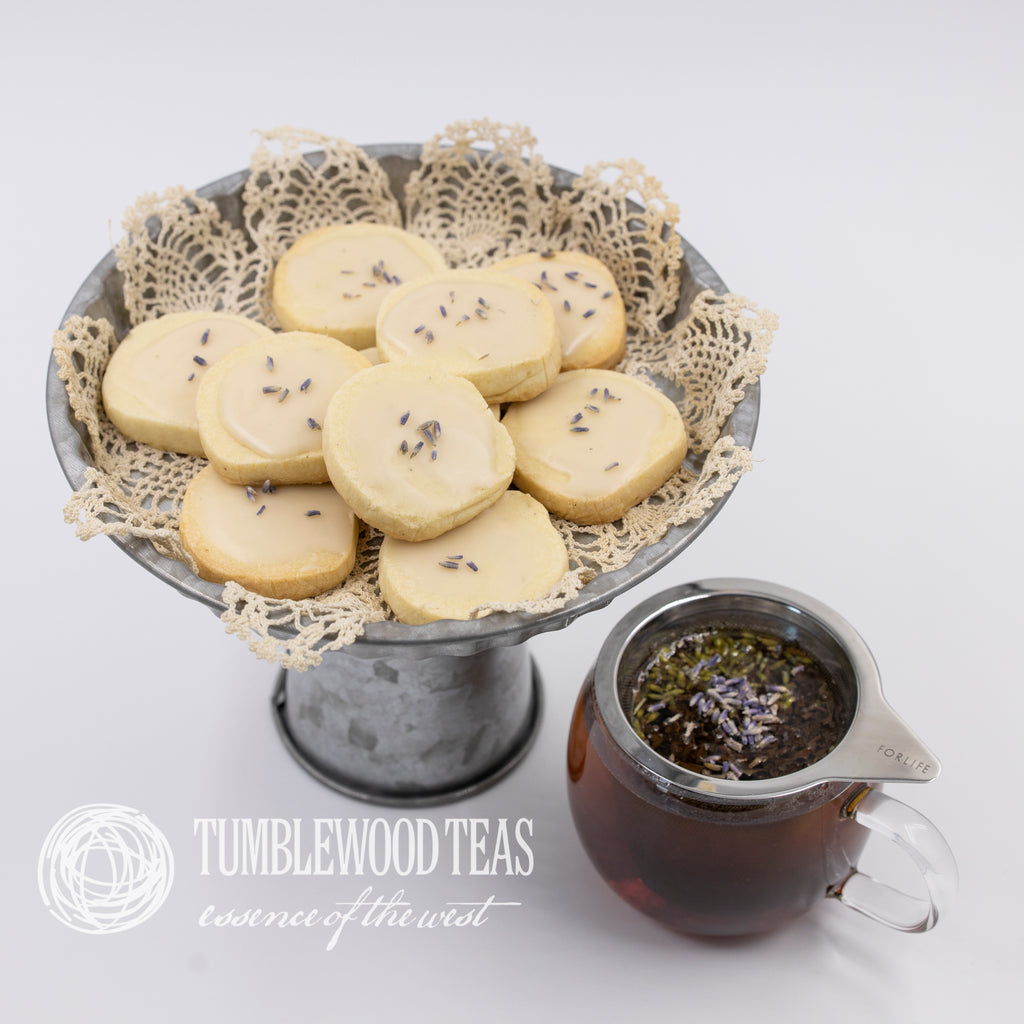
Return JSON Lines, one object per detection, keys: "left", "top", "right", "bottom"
{"left": 829, "top": 787, "right": 958, "bottom": 932}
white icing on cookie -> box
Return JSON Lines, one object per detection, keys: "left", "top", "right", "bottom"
{"left": 322, "top": 362, "right": 515, "bottom": 541}
{"left": 217, "top": 346, "right": 366, "bottom": 458}
{"left": 375, "top": 269, "right": 561, "bottom": 403}
{"left": 197, "top": 331, "right": 372, "bottom": 485}
{"left": 491, "top": 251, "right": 626, "bottom": 370}
{"left": 271, "top": 224, "right": 448, "bottom": 349}
{"left": 378, "top": 490, "right": 568, "bottom": 624}
{"left": 101, "top": 311, "right": 273, "bottom": 455}
{"left": 180, "top": 465, "right": 359, "bottom": 600}
{"left": 501, "top": 368, "right": 687, "bottom": 524}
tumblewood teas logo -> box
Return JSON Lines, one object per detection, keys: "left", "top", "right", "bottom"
{"left": 38, "top": 804, "right": 174, "bottom": 934}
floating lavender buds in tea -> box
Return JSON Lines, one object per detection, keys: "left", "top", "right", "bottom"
{"left": 630, "top": 627, "right": 849, "bottom": 781}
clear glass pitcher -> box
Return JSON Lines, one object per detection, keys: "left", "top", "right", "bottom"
{"left": 566, "top": 578, "right": 958, "bottom": 936}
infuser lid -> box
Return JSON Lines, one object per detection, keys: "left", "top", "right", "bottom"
{"left": 594, "top": 579, "right": 941, "bottom": 802}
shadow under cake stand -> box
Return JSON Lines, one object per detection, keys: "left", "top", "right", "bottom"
{"left": 46, "top": 146, "right": 760, "bottom": 806}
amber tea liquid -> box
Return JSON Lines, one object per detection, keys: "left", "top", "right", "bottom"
{"left": 567, "top": 669, "right": 870, "bottom": 936}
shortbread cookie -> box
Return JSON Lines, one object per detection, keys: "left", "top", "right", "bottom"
{"left": 197, "top": 331, "right": 373, "bottom": 485}
{"left": 322, "top": 362, "right": 515, "bottom": 541}
{"left": 180, "top": 465, "right": 359, "bottom": 600}
{"left": 379, "top": 490, "right": 569, "bottom": 624}
{"left": 501, "top": 368, "right": 687, "bottom": 524}
{"left": 374, "top": 269, "right": 561, "bottom": 403}
{"left": 101, "top": 311, "right": 274, "bottom": 455}
{"left": 271, "top": 223, "right": 448, "bottom": 349}
{"left": 490, "top": 251, "right": 627, "bottom": 371}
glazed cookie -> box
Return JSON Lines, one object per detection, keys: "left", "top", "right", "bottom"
{"left": 379, "top": 490, "right": 569, "bottom": 625}
{"left": 490, "top": 251, "right": 627, "bottom": 371}
{"left": 374, "top": 269, "right": 561, "bottom": 403}
{"left": 196, "top": 331, "right": 373, "bottom": 485}
{"left": 322, "top": 362, "right": 515, "bottom": 542}
{"left": 101, "top": 311, "right": 274, "bottom": 455}
{"left": 271, "top": 223, "right": 448, "bottom": 349}
{"left": 500, "top": 368, "right": 688, "bottom": 525}
{"left": 180, "top": 465, "right": 359, "bottom": 600}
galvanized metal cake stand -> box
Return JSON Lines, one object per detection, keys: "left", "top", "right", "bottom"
{"left": 46, "top": 145, "right": 760, "bottom": 806}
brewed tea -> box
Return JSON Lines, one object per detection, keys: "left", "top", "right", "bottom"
{"left": 568, "top": 673, "right": 869, "bottom": 935}
{"left": 567, "top": 581, "right": 954, "bottom": 936}
{"left": 630, "top": 627, "right": 849, "bottom": 780}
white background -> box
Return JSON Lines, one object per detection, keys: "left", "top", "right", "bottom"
{"left": 4, "top": 1, "right": 1021, "bottom": 1019}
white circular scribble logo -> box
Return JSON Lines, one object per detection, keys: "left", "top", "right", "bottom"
{"left": 38, "top": 804, "right": 174, "bottom": 934}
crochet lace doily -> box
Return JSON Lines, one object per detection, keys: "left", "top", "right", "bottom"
{"left": 53, "top": 121, "right": 776, "bottom": 670}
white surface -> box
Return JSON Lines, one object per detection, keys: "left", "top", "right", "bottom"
{"left": 5, "top": 1, "right": 1021, "bottom": 1019}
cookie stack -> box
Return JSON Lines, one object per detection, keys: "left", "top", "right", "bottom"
{"left": 100, "top": 225, "right": 688, "bottom": 622}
